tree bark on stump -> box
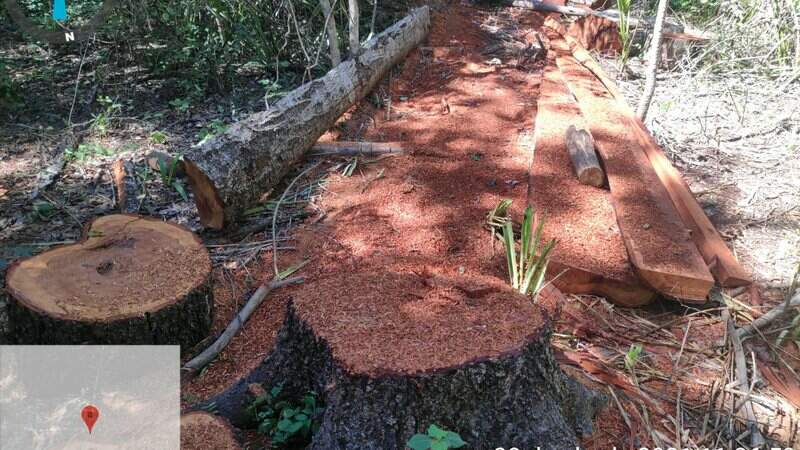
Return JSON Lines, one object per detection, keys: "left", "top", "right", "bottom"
{"left": 183, "top": 7, "right": 431, "bottom": 229}
{"left": 5, "top": 215, "right": 213, "bottom": 349}
{"left": 207, "top": 273, "right": 604, "bottom": 449}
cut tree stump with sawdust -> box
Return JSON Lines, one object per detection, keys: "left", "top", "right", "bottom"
{"left": 206, "top": 272, "right": 604, "bottom": 449}
{"left": 181, "top": 412, "right": 240, "bottom": 450}
{"left": 5, "top": 215, "right": 213, "bottom": 347}
{"left": 551, "top": 35, "right": 714, "bottom": 302}
{"left": 183, "top": 7, "right": 431, "bottom": 229}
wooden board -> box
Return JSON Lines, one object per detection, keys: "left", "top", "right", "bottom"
{"left": 544, "top": 16, "right": 750, "bottom": 287}
{"left": 530, "top": 55, "right": 655, "bottom": 307}
{"left": 552, "top": 44, "right": 714, "bottom": 302}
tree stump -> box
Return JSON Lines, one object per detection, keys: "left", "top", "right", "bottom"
{"left": 181, "top": 412, "right": 240, "bottom": 450}
{"left": 6, "top": 215, "right": 213, "bottom": 348}
{"left": 210, "top": 271, "right": 604, "bottom": 449}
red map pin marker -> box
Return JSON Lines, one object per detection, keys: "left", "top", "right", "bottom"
{"left": 81, "top": 405, "right": 100, "bottom": 434}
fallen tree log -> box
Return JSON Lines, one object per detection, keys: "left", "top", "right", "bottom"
{"left": 183, "top": 7, "right": 431, "bottom": 229}
{"left": 5, "top": 215, "right": 213, "bottom": 348}
{"left": 510, "top": 0, "right": 684, "bottom": 34}
{"left": 206, "top": 272, "right": 604, "bottom": 449}
{"left": 565, "top": 125, "right": 604, "bottom": 187}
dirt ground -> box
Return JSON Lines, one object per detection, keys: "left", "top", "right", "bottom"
{"left": 2, "top": 1, "right": 799, "bottom": 448}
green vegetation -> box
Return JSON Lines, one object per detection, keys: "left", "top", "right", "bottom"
{"left": 624, "top": 343, "right": 643, "bottom": 372}
{"left": 246, "top": 384, "right": 324, "bottom": 449}
{"left": 487, "top": 201, "right": 556, "bottom": 300}
{"left": 90, "top": 96, "right": 123, "bottom": 135}
{"left": 407, "top": 424, "right": 467, "bottom": 450}
{"left": 157, "top": 154, "right": 189, "bottom": 202}
{"left": 65, "top": 142, "right": 116, "bottom": 162}
{"left": 616, "top": 0, "right": 633, "bottom": 68}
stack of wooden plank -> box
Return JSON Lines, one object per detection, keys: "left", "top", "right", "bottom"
{"left": 530, "top": 17, "right": 749, "bottom": 306}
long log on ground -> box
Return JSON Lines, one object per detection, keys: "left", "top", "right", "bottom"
{"left": 181, "top": 412, "right": 240, "bottom": 450}
{"left": 5, "top": 215, "right": 213, "bottom": 348}
{"left": 565, "top": 125, "right": 604, "bottom": 187}
{"left": 511, "top": 1, "right": 684, "bottom": 34}
{"left": 545, "top": 17, "right": 750, "bottom": 287}
{"left": 531, "top": 55, "right": 655, "bottom": 307}
{"left": 310, "top": 141, "right": 405, "bottom": 156}
{"left": 183, "top": 7, "right": 431, "bottom": 229}
{"left": 205, "top": 272, "right": 605, "bottom": 449}
{"left": 549, "top": 35, "right": 714, "bottom": 302}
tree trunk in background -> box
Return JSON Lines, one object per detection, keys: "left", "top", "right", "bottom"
{"left": 348, "top": 0, "right": 360, "bottom": 54}
{"left": 636, "top": 0, "right": 668, "bottom": 120}
{"left": 183, "top": 7, "right": 431, "bottom": 229}
{"left": 319, "top": 0, "right": 342, "bottom": 67}
{"left": 369, "top": 0, "right": 379, "bottom": 40}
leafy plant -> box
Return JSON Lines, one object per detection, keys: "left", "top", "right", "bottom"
{"left": 150, "top": 131, "right": 168, "bottom": 144}
{"left": 32, "top": 201, "right": 55, "bottom": 220}
{"left": 488, "top": 201, "right": 556, "bottom": 300}
{"left": 624, "top": 343, "right": 643, "bottom": 371}
{"left": 407, "top": 424, "right": 466, "bottom": 450}
{"left": 65, "top": 143, "right": 116, "bottom": 162}
{"left": 90, "top": 96, "right": 123, "bottom": 135}
{"left": 196, "top": 119, "right": 228, "bottom": 146}
{"left": 616, "top": 0, "right": 634, "bottom": 69}
{"left": 246, "top": 384, "right": 324, "bottom": 449}
{"left": 157, "top": 154, "right": 188, "bottom": 202}
{"left": 169, "top": 97, "right": 191, "bottom": 113}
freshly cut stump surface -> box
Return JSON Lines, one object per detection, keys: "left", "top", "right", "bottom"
{"left": 6, "top": 214, "right": 213, "bottom": 347}
{"left": 181, "top": 412, "right": 239, "bottom": 450}
{"left": 211, "top": 272, "right": 603, "bottom": 450}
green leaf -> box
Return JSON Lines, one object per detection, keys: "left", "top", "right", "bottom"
{"left": 430, "top": 440, "right": 448, "bottom": 450}
{"left": 427, "top": 424, "right": 447, "bottom": 440}
{"left": 406, "top": 434, "right": 431, "bottom": 450}
{"left": 444, "top": 431, "right": 466, "bottom": 448}
{"left": 172, "top": 180, "right": 189, "bottom": 202}
{"left": 277, "top": 418, "right": 293, "bottom": 431}
{"left": 502, "top": 221, "right": 517, "bottom": 289}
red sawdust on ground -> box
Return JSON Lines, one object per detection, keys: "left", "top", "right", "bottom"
{"left": 184, "top": 0, "right": 549, "bottom": 397}
{"left": 182, "top": 4, "right": 654, "bottom": 448}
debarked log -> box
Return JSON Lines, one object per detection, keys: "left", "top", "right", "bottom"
{"left": 183, "top": 7, "right": 431, "bottom": 229}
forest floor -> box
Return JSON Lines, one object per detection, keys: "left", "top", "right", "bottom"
{"left": 1, "top": 1, "right": 799, "bottom": 448}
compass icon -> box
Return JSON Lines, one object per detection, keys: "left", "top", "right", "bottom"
{"left": 4, "top": 0, "right": 119, "bottom": 44}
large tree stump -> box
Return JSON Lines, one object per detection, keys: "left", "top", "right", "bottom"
{"left": 183, "top": 7, "right": 431, "bottom": 229}
{"left": 209, "top": 271, "right": 603, "bottom": 449}
{"left": 6, "top": 215, "right": 213, "bottom": 348}
{"left": 181, "top": 412, "right": 240, "bottom": 450}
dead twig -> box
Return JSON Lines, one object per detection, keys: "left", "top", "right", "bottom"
{"left": 182, "top": 276, "right": 305, "bottom": 376}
